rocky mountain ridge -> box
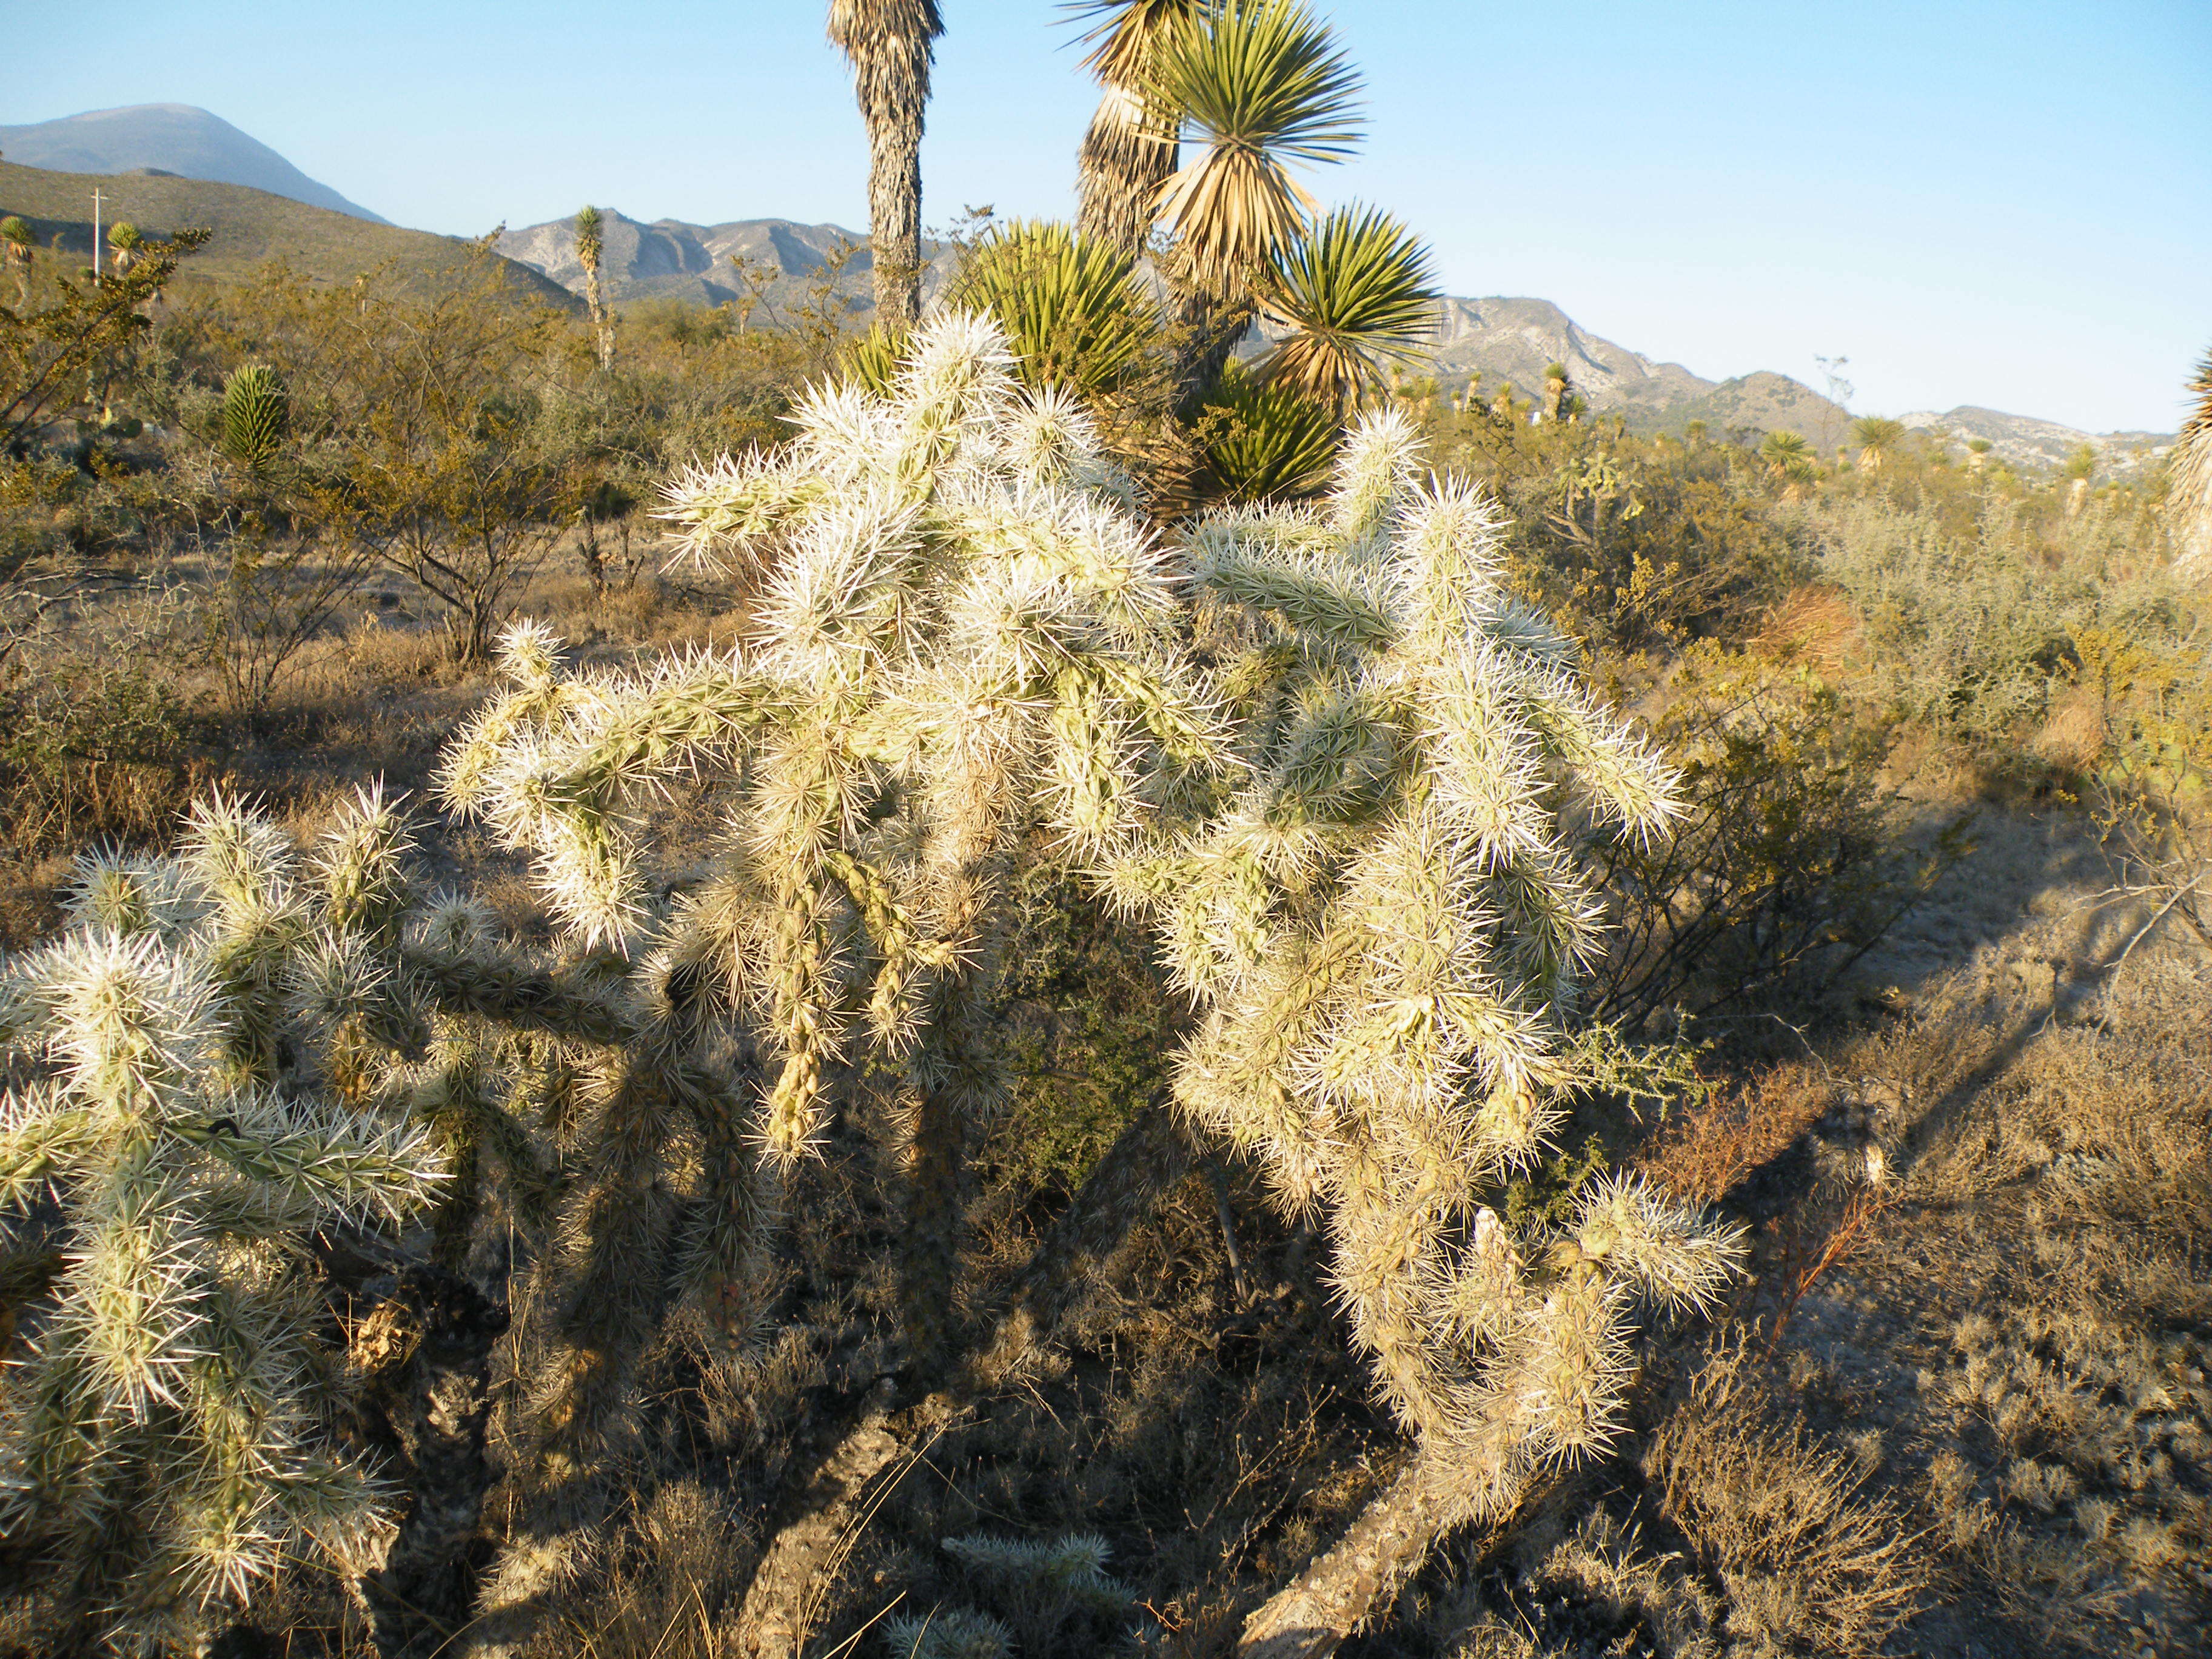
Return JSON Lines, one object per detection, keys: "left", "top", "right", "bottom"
{"left": 498, "top": 208, "right": 2168, "bottom": 466}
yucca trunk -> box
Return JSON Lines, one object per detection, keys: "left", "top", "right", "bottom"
{"left": 1173, "top": 284, "right": 1257, "bottom": 409}
{"left": 2173, "top": 350, "right": 2212, "bottom": 580}
{"left": 1076, "top": 82, "right": 1179, "bottom": 258}
{"left": 583, "top": 267, "right": 612, "bottom": 371}
{"left": 830, "top": 0, "right": 944, "bottom": 330}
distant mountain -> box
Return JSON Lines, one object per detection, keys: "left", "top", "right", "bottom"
{"left": 1900, "top": 406, "right": 2171, "bottom": 477}
{"left": 1422, "top": 296, "right": 1857, "bottom": 444}
{"left": 497, "top": 208, "right": 2174, "bottom": 466}
{"left": 0, "top": 159, "right": 576, "bottom": 307}
{"left": 0, "top": 104, "right": 387, "bottom": 224}
{"left": 495, "top": 209, "right": 957, "bottom": 313}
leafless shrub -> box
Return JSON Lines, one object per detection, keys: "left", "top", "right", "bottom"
{"left": 1643, "top": 1338, "right": 1929, "bottom": 1657}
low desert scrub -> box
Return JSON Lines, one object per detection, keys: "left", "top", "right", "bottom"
{"left": 1586, "top": 645, "right": 1960, "bottom": 1028}
{"left": 1738, "top": 951, "right": 2212, "bottom": 1655}
{"left": 1641, "top": 1338, "right": 1929, "bottom": 1658}
{"left": 1795, "top": 490, "right": 2190, "bottom": 779}
{"left": 1630, "top": 1062, "right": 1832, "bottom": 1209}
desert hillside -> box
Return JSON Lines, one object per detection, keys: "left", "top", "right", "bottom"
{"left": 0, "top": 159, "right": 577, "bottom": 303}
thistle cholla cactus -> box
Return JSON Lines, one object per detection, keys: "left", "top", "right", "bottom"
{"left": 0, "top": 794, "right": 446, "bottom": 1646}
{"left": 443, "top": 313, "right": 1216, "bottom": 1393}
{"left": 1110, "top": 412, "right": 1746, "bottom": 1653}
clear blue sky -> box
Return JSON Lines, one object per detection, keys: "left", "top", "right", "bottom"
{"left": 11, "top": 1, "right": 2209, "bottom": 432}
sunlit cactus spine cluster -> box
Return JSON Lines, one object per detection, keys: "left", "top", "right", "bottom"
{"left": 450, "top": 312, "right": 1220, "bottom": 1400}
{"left": 0, "top": 794, "right": 449, "bottom": 1646}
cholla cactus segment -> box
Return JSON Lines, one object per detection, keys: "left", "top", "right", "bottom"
{"left": 943, "top": 1530, "right": 1121, "bottom": 1601}
{"left": 64, "top": 850, "right": 211, "bottom": 945}
{"left": 1570, "top": 1173, "right": 1746, "bottom": 1315}
{"left": 1149, "top": 410, "right": 1724, "bottom": 1486}
{"left": 313, "top": 783, "right": 419, "bottom": 945}
{"left": 0, "top": 798, "right": 464, "bottom": 1644}
{"left": 883, "top": 1608, "right": 1013, "bottom": 1659}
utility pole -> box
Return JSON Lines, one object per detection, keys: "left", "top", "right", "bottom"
{"left": 91, "top": 186, "right": 104, "bottom": 276}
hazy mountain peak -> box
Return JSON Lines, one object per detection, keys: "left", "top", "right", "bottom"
{"left": 0, "top": 102, "right": 387, "bottom": 224}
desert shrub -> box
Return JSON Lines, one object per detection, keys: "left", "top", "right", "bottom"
{"left": 0, "top": 657, "right": 213, "bottom": 853}
{"left": 1643, "top": 1340, "right": 1929, "bottom": 1657}
{"left": 2082, "top": 619, "right": 2212, "bottom": 951}
{"left": 1432, "top": 412, "right": 1806, "bottom": 652}
{"left": 1797, "top": 491, "right": 2185, "bottom": 769}
{"left": 1585, "top": 646, "right": 1959, "bottom": 1028}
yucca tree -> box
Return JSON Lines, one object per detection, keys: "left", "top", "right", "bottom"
{"left": 451, "top": 315, "right": 1218, "bottom": 1400}
{"left": 1852, "top": 414, "right": 1905, "bottom": 472}
{"left": 1069, "top": 0, "right": 1204, "bottom": 257}
{"left": 573, "top": 204, "right": 613, "bottom": 370}
{"left": 942, "top": 218, "right": 1166, "bottom": 407}
{"left": 0, "top": 795, "right": 449, "bottom": 1650}
{"left": 1255, "top": 203, "right": 1438, "bottom": 409}
{"left": 1144, "top": 0, "right": 1363, "bottom": 393}
{"left": 106, "top": 221, "right": 143, "bottom": 274}
{"left": 1148, "top": 0, "right": 1361, "bottom": 291}
{"left": 1, "top": 215, "right": 32, "bottom": 306}
{"left": 1540, "top": 358, "right": 1570, "bottom": 423}
{"left": 2171, "top": 349, "right": 2212, "bottom": 581}
{"left": 1759, "top": 427, "right": 1810, "bottom": 478}
{"left": 1107, "top": 411, "right": 1744, "bottom": 1655}
{"left": 828, "top": 0, "right": 945, "bottom": 329}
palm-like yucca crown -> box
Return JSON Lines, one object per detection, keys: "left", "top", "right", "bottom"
{"left": 443, "top": 312, "right": 1221, "bottom": 1167}
{"left": 1256, "top": 203, "right": 1439, "bottom": 409}
{"left": 1148, "top": 0, "right": 1365, "bottom": 287}
{"left": 0, "top": 795, "right": 446, "bottom": 1644}
{"left": 1113, "top": 411, "right": 1741, "bottom": 1486}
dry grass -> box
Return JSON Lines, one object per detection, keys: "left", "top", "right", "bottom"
{"left": 1746, "top": 951, "right": 2212, "bottom": 1657}
{"left": 1641, "top": 1338, "right": 1929, "bottom": 1658}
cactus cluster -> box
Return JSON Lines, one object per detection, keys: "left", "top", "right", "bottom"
{"left": 1, "top": 317, "right": 1746, "bottom": 1652}
{"left": 0, "top": 794, "right": 448, "bottom": 1646}
{"left": 449, "top": 313, "right": 1219, "bottom": 1387}
{"left": 1119, "top": 410, "right": 1741, "bottom": 1501}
